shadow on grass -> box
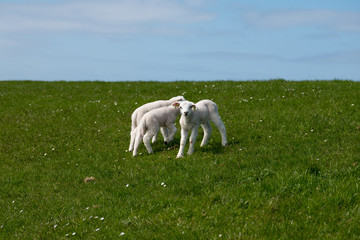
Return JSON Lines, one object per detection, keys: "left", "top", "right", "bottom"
{"left": 144, "top": 135, "right": 242, "bottom": 157}
{"left": 199, "top": 143, "right": 227, "bottom": 155}
{"left": 148, "top": 137, "right": 229, "bottom": 156}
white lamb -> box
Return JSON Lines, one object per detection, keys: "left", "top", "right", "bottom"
{"left": 129, "top": 96, "right": 185, "bottom": 152}
{"left": 176, "top": 100, "right": 227, "bottom": 158}
{"left": 133, "top": 102, "right": 181, "bottom": 156}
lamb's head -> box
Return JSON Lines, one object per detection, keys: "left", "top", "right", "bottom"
{"left": 179, "top": 101, "right": 196, "bottom": 117}
{"left": 169, "top": 96, "right": 185, "bottom": 103}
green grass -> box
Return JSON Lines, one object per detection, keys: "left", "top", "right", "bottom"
{"left": 1, "top": 80, "right": 360, "bottom": 239}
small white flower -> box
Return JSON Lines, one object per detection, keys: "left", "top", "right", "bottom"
{"left": 54, "top": 224, "right": 57, "bottom": 228}
{"left": 351, "top": 104, "right": 354, "bottom": 107}
{"left": 12, "top": 200, "right": 15, "bottom": 204}
{"left": 219, "top": 234, "right": 222, "bottom": 237}
{"left": 120, "top": 232, "right": 125, "bottom": 236}
{"left": 86, "top": 207, "right": 89, "bottom": 210}
{"left": 96, "top": 228, "right": 100, "bottom": 232}
{"left": 66, "top": 234, "right": 69, "bottom": 237}
{"left": 19, "top": 210, "right": 23, "bottom": 213}
{"left": 44, "top": 153, "right": 47, "bottom": 156}
{"left": 95, "top": 216, "right": 98, "bottom": 219}
{"left": 114, "top": 102, "right": 118, "bottom": 105}
{"left": 100, "top": 217, "right": 104, "bottom": 221}
{"left": 72, "top": 232, "right": 76, "bottom": 236}
{"left": 126, "top": 184, "right": 129, "bottom": 188}
{"left": 52, "top": 148, "right": 55, "bottom": 151}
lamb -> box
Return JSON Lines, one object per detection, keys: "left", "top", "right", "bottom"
{"left": 176, "top": 100, "right": 227, "bottom": 158}
{"left": 129, "top": 96, "right": 185, "bottom": 152}
{"left": 133, "top": 102, "right": 181, "bottom": 156}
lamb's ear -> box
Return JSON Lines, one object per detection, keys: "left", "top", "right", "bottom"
{"left": 172, "top": 102, "right": 180, "bottom": 108}
{"left": 191, "top": 105, "right": 196, "bottom": 112}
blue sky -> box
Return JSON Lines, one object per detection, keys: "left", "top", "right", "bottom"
{"left": 0, "top": 0, "right": 359, "bottom": 81}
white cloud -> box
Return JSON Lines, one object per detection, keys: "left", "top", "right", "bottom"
{"left": 186, "top": 49, "right": 360, "bottom": 65}
{"left": 294, "top": 50, "right": 360, "bottom": 64}
{"left": 0, "top": 0, "right": 215, "bottom": 33}
{"left": 186, "top": 51, "right": 284, "bottom": 61}
{"left": 243, "top": 9, "right": 360, "bottom": 32}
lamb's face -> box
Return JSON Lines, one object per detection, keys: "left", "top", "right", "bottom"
{"left": 179, "top": 101, "right": 196, "bottom": 117}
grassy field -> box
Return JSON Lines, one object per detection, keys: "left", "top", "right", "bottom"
{"left": 0, "top": 80, "right": 359, "bottom": 239}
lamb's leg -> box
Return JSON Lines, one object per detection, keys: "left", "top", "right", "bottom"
{"left": 129, "top": 116, "right": 137, "bottom": 151}
{"left": 129, "top": 127, "right": 136, "bottom": 151}
{"left": 165, "top": 124, "right": 177, "bottom": 144}
{"left": 160, "top": 127, "right": 169, "bottom": 143}
{"left": 211, "top": 114, "right": 227, "bottom": 146}
{"left": 153, "top": 127, "right": 169, "bottom": 143}
{"left": 143, "top": 131, "right": 156, "bottom": 154}
{"left": 187, "top": 125, "right": 199, "bottom": 155}
{"left": 200, "top": 121, "right": 212, "bottom": 147}
{"left": 133, "top": 130, "right": 142, "bottom": 156}
{"left": 177, "top": 128, "right": 189, "bottom": 158}
{"left": 151, "top": 132, "right": 158, "bottom": 144}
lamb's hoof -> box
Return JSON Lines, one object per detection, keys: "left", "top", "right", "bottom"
{"left": 176, "top": 154, "right": 184, "bottom": 158}
{"left": 164, "top": 141, "right": 168, "bottom": 145}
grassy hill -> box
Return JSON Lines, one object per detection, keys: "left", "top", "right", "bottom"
{"left": 0, "top": 80, "right": 359, "bottom": 239}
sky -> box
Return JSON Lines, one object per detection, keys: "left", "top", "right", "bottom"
{"left": 0, "top": 0, "right": 360, "bottom": 81}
